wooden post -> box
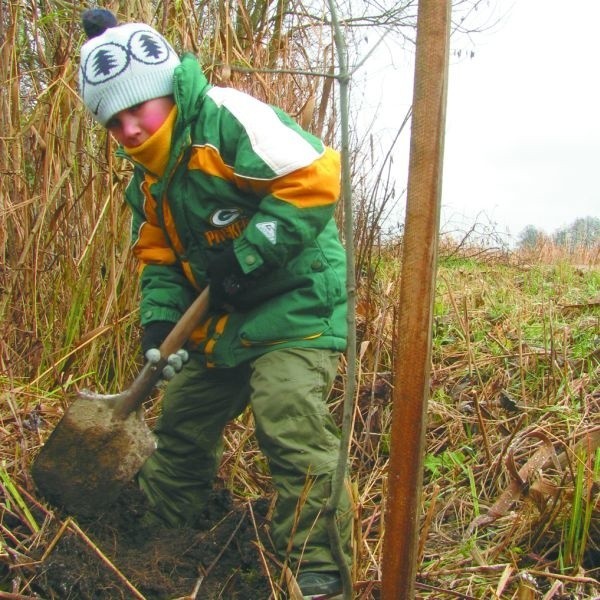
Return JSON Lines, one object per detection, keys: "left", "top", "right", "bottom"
{"left": 382, "top": 1, "right": 450, "bottom": 598}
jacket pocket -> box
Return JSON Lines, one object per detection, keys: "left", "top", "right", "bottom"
{"left": 237, "top": 268, "right": 335, "bottom": 346}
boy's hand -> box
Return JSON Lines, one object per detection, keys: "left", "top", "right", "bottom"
{"left": 144, "top": 348, "right": 189, "bottom": 381}
{"left": 207, "top": 246, "right": 254, "bottom": 310}
{"left": 141, "top": 321, "right": 174, "bottom": 355}
{"left": 141, "top": 321, "right": 189, "bottom": 380}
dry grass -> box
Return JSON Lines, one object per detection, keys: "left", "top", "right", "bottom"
{"left": 350, "top": 250, "right": 599, "bottom": 598}
{"left": 517, "top": 240, "right": 600, "bottom": 270}
{"left": 4, "top": 249, "right": 598, "bottom": 598}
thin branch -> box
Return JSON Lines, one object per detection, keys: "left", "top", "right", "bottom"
{"left": 325, "top": 1, "right": 356, "bottom": 598}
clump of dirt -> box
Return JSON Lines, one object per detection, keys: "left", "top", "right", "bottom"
{"left": 28, "top": 485, "right": 280, "bottom": 599}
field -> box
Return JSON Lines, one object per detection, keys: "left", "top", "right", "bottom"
{"left": 1, "top": 246, "right": 598, "bottom": 599}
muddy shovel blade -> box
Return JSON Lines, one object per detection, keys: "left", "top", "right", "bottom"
{"left": 31, "top": 395, "right": 156, "bottom": 516}
{"left": 31, "top": 288, "right": 210, "bottom": 517}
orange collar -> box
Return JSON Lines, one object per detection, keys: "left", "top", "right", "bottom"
{"left": 124, "top": 105, "right": 178, "bottom": 177}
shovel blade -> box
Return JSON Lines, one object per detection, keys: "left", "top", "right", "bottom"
{"left": 31, "top": 396, "right": 156, "bottom": 517}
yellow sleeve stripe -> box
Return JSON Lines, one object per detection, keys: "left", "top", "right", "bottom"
{"left": 181, "top": 260, "right": 201, "bottom": 290}
{"left": 188, "top": 145, "right": 340, "bottom": 209}
{"left": 140, "top": 178, "right": 159, "bottom": 221}
{"left": 133, "top": 222, "right": 177, "bottom": 265}
{"left": 162, "top": 201, "right": 185, "bottom": 256}
{"left": 269, "top": 146, "right": 341, "bottom": 208}
{"left": 188, "top": 144, "right": 235, "bottom": 179}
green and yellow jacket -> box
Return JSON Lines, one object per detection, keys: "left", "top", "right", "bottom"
{"left": 119, "top": 54, "right": 347, "bottom": 367}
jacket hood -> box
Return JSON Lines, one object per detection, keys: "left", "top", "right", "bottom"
{"left": 173, "top": 53, "right": 211, "bottom": 124}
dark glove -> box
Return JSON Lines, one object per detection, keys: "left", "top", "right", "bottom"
{"left": 141, "top": 321, "right": 174, "bottom": 355}
{"left": 141, "top": 321, "right": 189, "bottom": 380}
{"left": 206, "top": 246, "right": 254, "bottom": 310}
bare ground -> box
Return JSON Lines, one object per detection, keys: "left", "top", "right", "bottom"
{"left": 3, "top": 484, "right": 281, "bottom": 599}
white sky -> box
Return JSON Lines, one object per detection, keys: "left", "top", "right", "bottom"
{"left": 362, "top": 0, "right": 600, "bottom": 240}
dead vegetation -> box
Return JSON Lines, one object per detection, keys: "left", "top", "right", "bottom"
{"left": 3, "top": 251, "right": 598, "bottom": 599}
{"left": 349, "top": 251, "right": 600, "bottom": 598}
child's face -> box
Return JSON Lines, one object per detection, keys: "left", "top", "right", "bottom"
{"left": 107, "top": 96, "right": 175, "bottom": 147}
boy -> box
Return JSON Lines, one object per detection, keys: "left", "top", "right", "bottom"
{"left": 79, "top": 9, "right": 351, "bottom": 599}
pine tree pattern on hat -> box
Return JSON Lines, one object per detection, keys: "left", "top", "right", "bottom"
{"left": 79, "top": 20, "right": 180, "bottom": 126}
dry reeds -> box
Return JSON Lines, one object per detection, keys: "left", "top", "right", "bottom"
{"left": 0, "top": 1, "right": 340, "bottom": 389}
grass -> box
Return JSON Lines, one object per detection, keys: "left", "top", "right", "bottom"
{"left": 2, "top": 243, "right": 598, "bottom": 598}
{"left": 348, "top": 252, "right": 599, "bottom": 597}
{"left": 560, "top": 447, "right": 599, "bottom": 570}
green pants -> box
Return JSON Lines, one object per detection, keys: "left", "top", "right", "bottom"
{"left": 138, "top": 347, "right": 352, "bottom": 573}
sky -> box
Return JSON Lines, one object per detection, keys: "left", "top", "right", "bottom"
{"left": 364, "top": 0, "right": 600, "bottom": 241}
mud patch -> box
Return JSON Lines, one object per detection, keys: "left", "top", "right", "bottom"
{"left": 26, "top": 486, "right": 281, "bottom": 599}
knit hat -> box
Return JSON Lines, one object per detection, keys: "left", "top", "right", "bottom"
{"left": 79, "top": 9, "right": 180, "bottom": 126}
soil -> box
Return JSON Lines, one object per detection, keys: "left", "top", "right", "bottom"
{"left": 23, "top": 485, "right": 281, "bottom": 599}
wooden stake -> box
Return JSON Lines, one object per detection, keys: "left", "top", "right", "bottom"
{"left": 382, "top": 1, "right": 450, "bottom": 598}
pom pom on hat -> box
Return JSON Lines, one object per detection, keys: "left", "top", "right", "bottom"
{"left": 81, "top": 8, "right": 118, "bottom": 39}
{"left": 78, "top": 13, "right": 180, "bottom": 126}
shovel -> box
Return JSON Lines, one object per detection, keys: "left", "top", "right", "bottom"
{"left": 31, "top": 287, "right": 210, "bottom": 517}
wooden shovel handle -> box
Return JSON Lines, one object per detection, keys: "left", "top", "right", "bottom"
{"left": 158, "top": 286, "right": 210, "bottom": 358}
{"left": 110, "top": 287, "right": 210, "bottom": 419}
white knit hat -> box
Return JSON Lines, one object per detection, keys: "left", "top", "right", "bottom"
{"left": 79, "top": 12, "right": 180, "bottom": 126}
